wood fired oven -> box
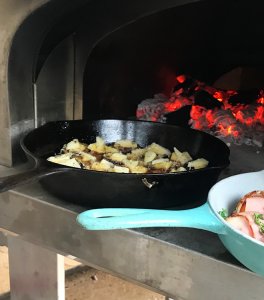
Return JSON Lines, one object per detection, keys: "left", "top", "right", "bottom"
{"left": 0, "top": 0, "right": 263, "bottom": 168}
{"left": 0, "top": 2, "right": 263, "bottom": 299}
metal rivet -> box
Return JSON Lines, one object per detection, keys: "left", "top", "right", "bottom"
{"left": 142, "top": 178, "right": 159, "bottom": 189}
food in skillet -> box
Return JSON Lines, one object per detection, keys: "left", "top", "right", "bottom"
{"left": 47, "top": 137, "right": 209, "bottom": 174}
{"left": 220, "top": 191, "right": 264, "bottom": 243}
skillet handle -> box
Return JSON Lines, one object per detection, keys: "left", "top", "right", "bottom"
{"left": 0, "top": 165, "right": 67, "bottom": 193}
{"left": 77, "top": 203, "right": 226, "bottom": 234}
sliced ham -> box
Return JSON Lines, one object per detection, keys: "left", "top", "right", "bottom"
{"left": 237, "top": 212, "right": 264, "bottom": 243}
{"left": 223, "top": 190, "right": 264, "bottom": 243}
{"left": 236, "top": 191, "right": 264, "bottom": 213}
{"left": 244, "top": 197, "right": 264, "bottom": 214}
{"left": 226, "top": 215, "right": 254, "bottom": 237}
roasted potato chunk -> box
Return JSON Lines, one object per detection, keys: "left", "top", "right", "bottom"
{"left": 147, "top": 143, "right": 171, "bottom": 157}
{"left": 127, "top": 148, "right": 146, "bottom": 160}
{"left": 152, "top": 158, "right": 172, "bottom": 171}
{"left": 108, "top": 152, "right": 127, "bottom": 163}
{"left": 188, "top": 158, "right": 209, "bottom": 169}
{"left": 171, "top": 147, "right": 192, "bottom": 165}
{"left": 144, "top": 151, "right": 157, "bottom": 164}
{"left": 113, "top": 166, "right": 130, "bottom": 173}
{"left": 114, "top": 139, "right": 138, "bottom": 149}
{"left": 48, "top": 154, "right": 81, "bottom": 168}
{"left": 65, "top": 139, "right": 86, "bottom": 152}
{"left": 88, "top": 136, "right": 106, "bottom": 153}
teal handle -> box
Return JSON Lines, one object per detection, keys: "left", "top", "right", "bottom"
{"left": 77, "top": 203, "right": 226, "bottom": 234}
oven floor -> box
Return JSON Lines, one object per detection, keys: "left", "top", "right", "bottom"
{"left": 0, "top": 246, "right": 164, "bottom": 300}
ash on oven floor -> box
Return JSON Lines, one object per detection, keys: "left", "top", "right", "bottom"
{"left": 0, "top": 246, "right": 164, "bottom": 300}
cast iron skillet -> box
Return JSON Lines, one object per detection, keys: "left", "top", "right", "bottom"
{"left": 0, "top": 119, "right": 230, "bottom": 208}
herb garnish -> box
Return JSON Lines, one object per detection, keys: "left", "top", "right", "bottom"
{"left": 253, "top": 213, "right": 264, "bottom": 234}
{"left": 219, "top": 208, "right": 228, "bottom": 220}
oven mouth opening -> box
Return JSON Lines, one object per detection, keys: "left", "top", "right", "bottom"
{"left": 81, "top": 1, "right": 264, "bottom": 148}
{"left": 3, "top": 0, "right": 264, "bottom": 167}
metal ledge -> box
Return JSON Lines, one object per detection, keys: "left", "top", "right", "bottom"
{"left": 0, "top": 170, "right": 264, "bottom": 299}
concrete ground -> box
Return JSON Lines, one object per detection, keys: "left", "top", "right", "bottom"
{"left": 0, "top": 246, "right": 165, "bottom": 300}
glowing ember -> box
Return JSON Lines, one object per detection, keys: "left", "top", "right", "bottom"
{"left": 176, "top": 74, "right": 186, "bottom": 83}
{"left": 213, "top": 91, "right": 224, "bottom": 102}
{"left": 257, "top": 97, "right": 264, "bottom": 105}
{"left": 137, "top": 75, "right": 264, "bottom": 147}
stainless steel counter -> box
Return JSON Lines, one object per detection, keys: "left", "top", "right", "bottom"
{"left": 0, "top": 144, "right": 263, "bottom": 300}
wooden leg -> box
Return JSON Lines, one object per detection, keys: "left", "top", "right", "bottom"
{"left": 8, "top": 236, "right": 65, "bottom": 300}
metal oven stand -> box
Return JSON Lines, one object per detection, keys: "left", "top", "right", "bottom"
{"left": 0, "top": 166, "right": 263, "bottom": 300}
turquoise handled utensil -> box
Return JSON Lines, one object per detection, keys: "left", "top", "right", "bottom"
{"left": 77, "top": 202, "right": 226, "bottom": 234}
{"left": 77, "top": 170, "right": 264, "bottom": 277}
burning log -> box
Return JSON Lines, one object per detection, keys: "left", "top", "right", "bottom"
{"left": 194, "top": 90, "right": 222, "bottom": 109}
{"left": 165, "top": 105, "right": 192, "bottom": 128}
{"left": 228, "top": 90, "right": 260, "bottom": 106}
{"left": 173, "top": 76, "right": 197, "bottom": 97}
